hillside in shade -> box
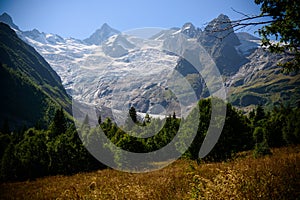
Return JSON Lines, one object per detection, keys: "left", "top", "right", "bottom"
{"left": 0, "top": 22, "right": 71, "bottom": 129}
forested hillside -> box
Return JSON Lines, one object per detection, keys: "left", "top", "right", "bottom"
{"left": 0, "top": 22, "right": 71, "bottom": 129}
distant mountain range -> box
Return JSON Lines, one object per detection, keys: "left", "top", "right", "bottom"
{"left": 0, "top": 22, "right": 71, "bottom": 129}
{"left": 1, "top": 12, "right": 299, "bottom": 119}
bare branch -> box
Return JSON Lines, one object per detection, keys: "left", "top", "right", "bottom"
{"left": 201, "top": 9, "right": 275, "bottom": 41}
{"left": 230, "top": 14, "right": 272, "bottom": 24}
{"left": 205, "top": 14, "right": 273, "bottom": 29}
{"left": 230, "top": 7, "right": 252, "bottom": 18}
{"left": 231, "top": 20, "right": 276, "bottom": 27}
{"left": 206, "top": 20, "right": 276, "bottom": 34}
{"left": 209, "top": 25, "right": 249, "bottom": 41}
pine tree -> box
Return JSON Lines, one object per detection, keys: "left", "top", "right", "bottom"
{"left": 83, "top": 114, "right": 89, "bottom": 124}
{"left": 81, "top": 114, "right": 91, "bottom": 130}
{"left": 144, "top": 113, "right": 151, "bottom": 123}
{"left": 254, "top": 105, "right": 265, "bottom": 124}
{"left": 49, "top": 108, "right": 67, "bottom": 138}
{"left": 98, "top": 115, "right": 102, "bottom": 125}
{"left": 173, "top": 112, "right": 176, "bottom": 119}
{"left": 129, "top": 106, "right": 138, "bottom": 123}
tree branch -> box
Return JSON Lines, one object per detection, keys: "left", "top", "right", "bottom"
{"left": 230, "top": 7, "right": 252, "bottom": 18}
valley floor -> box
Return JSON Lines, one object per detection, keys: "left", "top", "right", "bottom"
{"left": 0, "top": 145, "right": 299, "bottom": 200}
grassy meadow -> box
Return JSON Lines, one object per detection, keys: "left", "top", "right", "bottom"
{"left": 0, "top": 145, "right": 299, "bottom": 200}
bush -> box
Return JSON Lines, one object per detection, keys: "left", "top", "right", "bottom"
{"left": 253, "top": 141, "right": 272, "bottom": 158}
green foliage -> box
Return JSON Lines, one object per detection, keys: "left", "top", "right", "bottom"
{"left": 0, "top": 23, "right": 71, "bottom": 130}
{"left": 0, "top": 142, "right": 19, "bottom": 181}
{"left": 282, "top": 107, "right": 300, "bottom": 144}
{"left": 253, "top": 141, "right": 272, "bottom": 158}
{"left": 14, "top": 128, "right": 50, "bottom": 179}
{"left": 116, "top": 134, "right": 146, "bottom": 153}
{"left": 177, "top": 99, "right": 210, "bottom": 160}
{"left": 179, "top": 98, "right": 253, "bottom": 162}
{"left": 253, "top": 126, "right": 266, "bottom": 143}
{"left": 100, "top": 114, "right": 180, "bottom": 154}
{"left": 48, "top": 108, "right": 67, "bottom": 138}
{"left": 210, "top": 103, "right": 253, "bottom": 158}
{"left": 0, "top": 108, "right": 105, "bottom": 181}
{"left": 253, "top": 126, "right": 272, "bottom": 157}
{"left": 255, "top": 0, "right": 300, "bottom": 71}
{"left": 265, "top": 106, "right": 286, "bottom": 147}
{"left": 47, "top": 123, "right": 98, "bottom": 175}
{"left": 260, "top": 104, "right": 300, "bottom": 147}
{"left": 254, "top": 105, "right": 266, "bottom": 124}
{"left": 1, "top": 99, "right": 300, "bottom": 181}
{"left": 250, "top": 103, "right": 300, "bottom": 157}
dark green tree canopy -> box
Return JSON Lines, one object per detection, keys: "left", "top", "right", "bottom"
{"left": 255, "top": 0, "right": 300, "bottom": 71}
{"left": 49, "top": 108, "right": 67, "bottom": 138}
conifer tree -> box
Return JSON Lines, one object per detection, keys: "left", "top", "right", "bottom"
{"left": 129, "top": 106, "right": 137, "bottom": 123}
{"left": 49, "top": 108, "right": 67, "bottom": 138}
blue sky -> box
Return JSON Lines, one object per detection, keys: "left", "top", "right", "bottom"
{"left": 0, "top": 0, "right": 262, "bottom": 39}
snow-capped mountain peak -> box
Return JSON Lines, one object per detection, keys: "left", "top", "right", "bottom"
{"left": 3, "top": 12, "right": 295, "bottom": 114}
{"left": 22, "top": 29, "right": 65, "bottom": 45}
{"left": 180, "top": 22, "right": 200, "bottom": 38}
{"left": 102, "top": 34, "right": 136, "bottom": 57}
{"left": 83, "top": 23, "right": 121, "bottom": 45}
{"left": 204, "top": 14, "right": 232, "bottom": 35}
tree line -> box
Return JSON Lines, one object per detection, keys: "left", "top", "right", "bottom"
{"left": 1, "top": 98, "right": 300, "bottom": 181}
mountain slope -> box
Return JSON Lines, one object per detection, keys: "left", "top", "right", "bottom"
{"left": 0, "top": 22, "right": 71, "bottom": 129}
{"left": 235, "top": 32, "right": 260, "bottom": 56}
{"left": 155, "top": 16, "right": 247, "bottom": 77}
{"left": 198, "top": 14, "right": 247, "bottom": 75}
{"left": 227, "top": 48, "right": 300, "bottom": 109}
{"left": 2, "top": 12, "right": 299, "bottom": 113}
{"left": 0, "top": 12, "right": 19, "bottom": 31}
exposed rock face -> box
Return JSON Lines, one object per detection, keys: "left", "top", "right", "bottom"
{"left": 181, "top": 22, "right": 200, "bottom": 38}
{"left": 0, "top": 12, "right": 20, "bottom": 31}
{"left": 83, "top": 23, "right": 120, "bottom": 45}
{"left": 198, "top": 14, "right": 246, "bottom": 75}
{"left": 2, "top": 12, "right": 299, "bottom": 117}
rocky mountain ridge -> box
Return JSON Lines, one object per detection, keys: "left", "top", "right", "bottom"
{"left": 1, "top": 12, "right": 299, "bottom": 116}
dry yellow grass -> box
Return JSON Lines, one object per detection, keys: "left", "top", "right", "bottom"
{"left": 0, "top": 160, "right": 193, "bottom": 200}
{"left": 0, "top": 145, "right": 299, "bottom": 200}
{"left": 189, "top": 146, "right": 300, "bottom": 199}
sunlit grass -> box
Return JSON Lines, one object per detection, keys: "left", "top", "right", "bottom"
{"left": 0, "top": 145, "right": 299, "bottom": 199}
